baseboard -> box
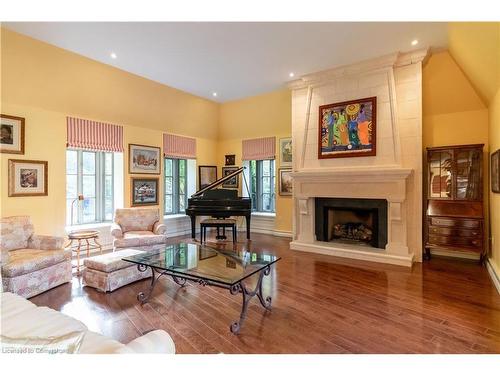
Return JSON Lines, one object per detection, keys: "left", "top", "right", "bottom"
{"left": 486, "top": 258, "right": 500, "bottom": 295}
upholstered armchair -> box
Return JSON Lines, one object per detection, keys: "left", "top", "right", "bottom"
{"left": 1, "top": 216, "right": 72, "bottom": 298}
{"left": 111, "top": 208, "right": 167, "bottom": 252}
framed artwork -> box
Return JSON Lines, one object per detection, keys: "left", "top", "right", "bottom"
{"left": 492, "top": 149, "right": 500, "bottom": 193}
{"left": 222, "top": 166, "right": 239, "bottom": 188}
{"left": 129, "top": 144, "right": 161, "bottom": 174}
{"left": 8, "top": 159, "right": 48, "bottom": 197}
{"left": 279, "top": 137, "right": 292, "bottom": 167}
{"left": 1, "top": 114, "right": 25, "bottom": 154}
{"left": 279, "top": 168, "right": 293, "bottom": 196}
{"left": 198, "top": 166, "right": 217, "bottom": 190}
{"left": 318, "top": 96, "right": 377, "bottom": 159}
{"left": 131, "top": 177, "right": 159, "bottom": 206}
{"left": 225, "top": 154, "right": 236, "bottom": 166}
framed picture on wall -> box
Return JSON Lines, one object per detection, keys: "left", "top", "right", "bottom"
{"left": 129, "top": 144, "right": 161, "bottom": 174}
{"left": 492, "top": 149, "right": 500, "bottom": 193}
{"left": 225, "top": 154, "right": 236, "bottom": 166}
{"left": 198, "top": 165, "right": 217, "bottom": 190}
{"left": 131, "top": 177, "right": 159, "bottom": 206}
{"left": 222, "top": 166, "right": 239, "bottom": 188}
{"left": 8, "top": 159, "right": 48, "bottom": 197}
{"left": 278, "top": 168, "right": 293, "bottom": 196}
{"left": 279, "top": 137, "right": 292, "bottom": 167}
{"left": 1, "top": 114, "right": 25, "bottom": 154}
{"left": 318, "top": 96, "right": 377, "bottom": 159}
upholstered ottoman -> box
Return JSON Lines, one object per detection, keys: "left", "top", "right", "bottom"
{"left": 82, "top": 249, "right": 151, "bottom": 292}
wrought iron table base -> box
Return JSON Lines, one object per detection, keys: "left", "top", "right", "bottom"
{"left": 135, "top": 264, "right": 273, "bottom": 334}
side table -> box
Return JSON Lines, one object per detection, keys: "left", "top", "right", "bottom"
{"left": 65, "top": 230, "right": 103, "bottom": 274}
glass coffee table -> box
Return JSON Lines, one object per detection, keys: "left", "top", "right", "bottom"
{"left": 122, "top": 242, "right": 281, "bottom": 334}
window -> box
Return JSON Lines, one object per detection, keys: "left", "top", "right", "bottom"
{"left": 165, "top": 158, "right": 188, "bottom": 215}
{"left": 66, "top": 150, "right": 114, "bottom": 225}
{"left": 249, "top": 159, "right": 275, "bottom": 213}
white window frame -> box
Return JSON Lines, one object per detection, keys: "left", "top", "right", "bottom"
{"left": 165, "top": 158, "right": 188, "bottom": 215}
{"left": 66, "top": 149, "right": 114, "bottom": 225}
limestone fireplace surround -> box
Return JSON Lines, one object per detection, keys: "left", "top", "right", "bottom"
{"left": 288, "top": 49, "right": 428, "bottom": 267}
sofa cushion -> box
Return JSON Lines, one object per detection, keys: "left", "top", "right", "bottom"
{"left": 0, "top": 216, "right": 34, "bottom": 252}
{"left": 114, "top": 232, "right": 167, "bottom": 248}
{"left": 114, "top": 208, "right": 160, "bottom": 232}
{"left": 83, "top": 248, "right": 145, "bottom": 273}
{"left": 1, "top": 248, "right": 72, "bottom": 277}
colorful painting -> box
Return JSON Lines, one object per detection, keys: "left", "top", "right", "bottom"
{"left": 279, "top": 168, "right": 293, "bottom": 196}
{"left": 279, "top": 137, "right": 292, "bottom": 167}
{"left": 8, "top": 159, "right": 48, "bottom": 197}
{"left": 1, "top": 114, "right": 25, "bottom": 154}
{"left": 318, "top": 97, "right": 376, "bottom": 159}
{"left": 129, "top": 144, "right": 161, "bottom": 174}
{"left": 131, "top": 178, "right": 159, "bottom": 206}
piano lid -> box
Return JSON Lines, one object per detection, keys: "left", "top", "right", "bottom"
{"left": 191, "top": 166, "right": 246, "bottom": 198}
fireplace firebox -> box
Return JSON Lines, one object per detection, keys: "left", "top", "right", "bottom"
{"left": 315, "top": 198, "right": 388, "bottom": 249}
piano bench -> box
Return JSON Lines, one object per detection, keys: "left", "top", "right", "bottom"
{"left": 200, "top": 219, "right": 237, "bottom": 243}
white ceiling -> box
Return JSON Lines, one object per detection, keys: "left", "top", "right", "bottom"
{"left": 4, "top": 22, "right": 448, "bottom": 102}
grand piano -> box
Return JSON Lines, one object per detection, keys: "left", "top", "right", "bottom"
{"left": 186, "top": 167, "right": 252, "bottom": 240}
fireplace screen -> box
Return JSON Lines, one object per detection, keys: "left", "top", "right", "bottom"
{"left": 315, "top": 198, "right": 388, "bottom": 249}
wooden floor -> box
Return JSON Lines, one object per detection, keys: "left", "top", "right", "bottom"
{"left": 30, "top": 233, "right": 500, "bottom": 354}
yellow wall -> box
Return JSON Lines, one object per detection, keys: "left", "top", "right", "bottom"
{"left": 447, "top": 22, "right": 500, "bottom": 273}
{"left": 218, "top": 90, "right": 292, "bottom": 233}
{"left": 1, "top": 28, "right": 218, "bottom": 236}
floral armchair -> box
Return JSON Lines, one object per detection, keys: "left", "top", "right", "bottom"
{"left": 1, "top": 216, "right": 72, "bottom": 298}
{"left": 110, "top": 208, "right": 167, "bottom": 252}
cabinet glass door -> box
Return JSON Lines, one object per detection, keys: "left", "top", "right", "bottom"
{"left": 429, "top": 151, "right": 452, "bottom": 198}
{"left": 455, "top": 149, "right": 482, "bottom": 200}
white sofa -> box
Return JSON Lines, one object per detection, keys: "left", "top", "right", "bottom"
{"left": 1, "top": 292, "right": 175, "bottom": 354}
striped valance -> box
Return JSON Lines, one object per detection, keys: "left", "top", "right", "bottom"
{"left": 163, "top": 133, "right": 196, "bottom": 159}
{"left": 67, "top": 117, "right": 123, "bottom": 152}
{"left": 242, "top": 136, "right": 276, "bottom": 161}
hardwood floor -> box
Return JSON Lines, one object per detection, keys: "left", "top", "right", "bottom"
{"left": 30, "top": 233, "right": 500, "bottom": 353}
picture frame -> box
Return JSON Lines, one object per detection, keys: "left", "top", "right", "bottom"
{"left": 279, "top": 137, "right": 292, "bottom": 167}
{"left": 1, "top": 114, "right": 25, "bottom": 154}
{"left": 225, "top": 154, "right": 236, "bottom": 166}
{"left": 278, "top": 168, "right": 293, "bottom": 196}
{"left": 131, "top": 177, "right": 159, "bottom": 206}
{"left": 491, "top": 149, "right": 500, "bottom": 193}
{"left": 8, "top": 159, "right": 48, "bottom": 197}
{"left": 318, "top": 96, "right": 377, "bottom": 159}
{"left": 198, "top": 165, "right": 218, "bottom": 190}
{"left": 222, "top": 166, "right": 239, "bottom": 188}
{"left": 128, "top": 144, "right": 161, "bottom": 175}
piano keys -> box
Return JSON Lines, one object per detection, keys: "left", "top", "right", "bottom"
{"left": 186, "top": 167, "right": 252, "bottom": 240}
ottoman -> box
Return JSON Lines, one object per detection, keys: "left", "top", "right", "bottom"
{"left": 82, "top": 249, "right": 151, "bottom": 292}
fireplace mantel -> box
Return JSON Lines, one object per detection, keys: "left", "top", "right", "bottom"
{"left": 291, "top": 167, "right": 412, "bottom": 183}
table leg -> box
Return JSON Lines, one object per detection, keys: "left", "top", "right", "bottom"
{"left": 76, "top": 239, "right": 82, "bottom": 274}
{"left": 94, "top": 237, "right": 103, "bottom": 254}
{"left": 136, "top": 266, "right": 166, "bottom": 305}
{"left": 229, "top": 265, "right": 272, "bottom": 334}
{"left": 85, "top": 239, "right": 90, "bottom": 257}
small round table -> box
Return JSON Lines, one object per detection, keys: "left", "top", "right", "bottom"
{"left": 65, "top": 230, "right": 102, "bottom": 274}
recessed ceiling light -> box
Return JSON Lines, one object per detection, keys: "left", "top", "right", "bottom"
{"left": 411, "top": 39, "right": 419, "bottom": 46}
{"left": 289, "top": 72, "right": 295, "bottom": 78}
{"left": 212, "top": 92, "right": 218, "bottom": 97}
{"left": 110, "top": 52, "right": 117, "bottom": 59}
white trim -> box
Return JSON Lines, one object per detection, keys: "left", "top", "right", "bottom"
{"left": 486, "top": 258, "right": 500, "bottom": 295}
{"left": 290, "top": 240, "right": 414, "bottom": 267}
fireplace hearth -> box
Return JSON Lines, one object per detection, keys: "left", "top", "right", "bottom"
{"left": 315, "top": 198, "right": 388, "bottom": 249}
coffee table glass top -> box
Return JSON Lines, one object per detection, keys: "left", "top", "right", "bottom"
{"left": 122, "top": 242, "right": 280, "bottom": 286}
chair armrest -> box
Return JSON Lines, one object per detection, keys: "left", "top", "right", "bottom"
{"left": 28, "top": 234, "right": 65, "bottom": 250}
{"left": 125, "top": 330, "right": 175, "bottom": 354}
{"left": 110, "top": 223, "right": 123, "bottom": 238}
{"left": 153, "top": 221, "right": 166, "bottom": 235}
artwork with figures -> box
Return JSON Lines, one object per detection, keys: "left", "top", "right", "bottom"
{"left": 318, "top": 97, "right": 376, "bottom": 159}
{"left": 131, "top": 178, "right": 158, "bottom": 206}
{"left": 8, "top": 159, "right": 48, "bottom": 196}
{"left": 222, "top": 166, "right": 239, "bottom": 188}
{"left": 1, "top": 114, "right": 25, "bottom": 154}
{"left": 129, "top": 144, "right": 161, "bottom": 174}
{"left": 279, "top": 168, "right": 293, "bottom": 196}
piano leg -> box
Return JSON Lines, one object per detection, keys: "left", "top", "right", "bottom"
{"left": 190, "top": 215, "right": 196, "bottom": 239}
{"left": 245, "top": 214, "right": 251, "bottom": 240}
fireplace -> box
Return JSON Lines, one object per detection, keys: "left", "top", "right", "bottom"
{"left": 315, "top": 198, "right": 388, "bottom": 249}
